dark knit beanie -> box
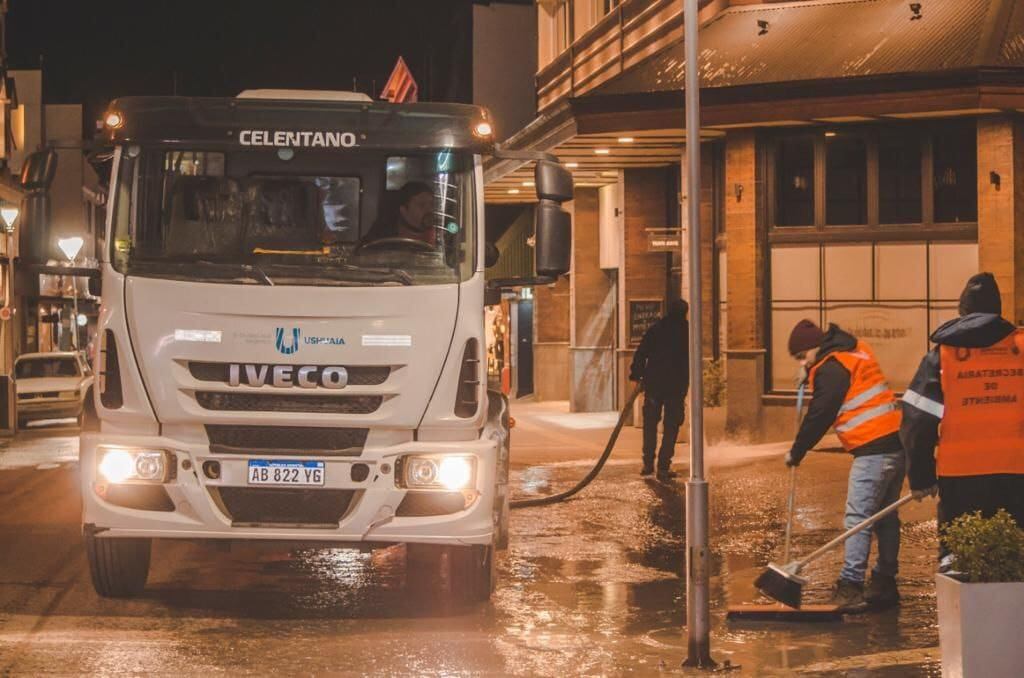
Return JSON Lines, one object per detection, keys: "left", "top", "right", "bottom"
{"left": 958, "top": 272, "right": 1002, "bottom": 316}
{"left": 788, "top": 319, "right": 825, "bottom": 356}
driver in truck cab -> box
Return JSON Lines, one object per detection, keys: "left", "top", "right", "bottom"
{"left": 367, "top": 181, "right": 438, "bottom": 245}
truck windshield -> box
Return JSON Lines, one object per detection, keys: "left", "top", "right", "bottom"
{"left": 110, "top": 146, "right": 477, "bottom": 286}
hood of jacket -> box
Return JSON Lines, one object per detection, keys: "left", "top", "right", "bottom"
{"left": 811, "top": 323, "right": 858, "bottom": 366}
{"left": 930, "top": 312, "right": 1016, "bottom": 348}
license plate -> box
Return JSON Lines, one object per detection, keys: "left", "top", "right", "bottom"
{"left": 247, "top": 460, "right": 325, "bottom": 486}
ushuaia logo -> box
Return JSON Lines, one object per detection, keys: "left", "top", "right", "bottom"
{"left": 275, "top": 327, "right": 301, "bottom": 355}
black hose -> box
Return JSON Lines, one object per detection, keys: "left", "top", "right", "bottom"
{"left": 510, "top": 386, "right": 642, "bottom": 509}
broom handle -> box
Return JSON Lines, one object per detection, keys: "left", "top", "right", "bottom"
{"left": 796, "top": 494, "right": 915, "bottom": 569}
{"left": 783, "top": 384, "right": 806, "bottom": 563}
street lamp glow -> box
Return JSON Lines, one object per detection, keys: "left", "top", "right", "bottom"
{"left": 77, "top": 313, "right": 88, "bottom": 327}
{"left": 0, "top": 205, "right": 19, "bottom": 231}
{"left": 58, "top": 236, "right": 84, "bottom": 262}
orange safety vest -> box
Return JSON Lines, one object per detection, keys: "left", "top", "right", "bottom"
{"left": 808, "top": 341, "right": 901, "bottom": 451}
{"left": 937, "top": 329, "right": 1024, "bottom": 477}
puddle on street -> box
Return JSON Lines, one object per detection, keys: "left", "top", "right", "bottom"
{"left": 138, "top": 455, "right": 940, "bottom": 675}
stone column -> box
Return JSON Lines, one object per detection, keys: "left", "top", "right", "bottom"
{"left": 533, "top": 275, "right": 571, "bottom": 401}
{"left": 977, "top": 116, "right": 1024, "bottom": 326}
{"left": 723, "top": 130, "right": 767, "bottom": 439}
{"left": 569, "top": 187, "right": 616, "bottom": 411}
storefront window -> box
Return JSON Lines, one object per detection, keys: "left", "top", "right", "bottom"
{"left": 774, "top": 136, "right": 815, "bottom": 226}
{"left": 825, "top": 133, "right": 867, "bottom": 225}
{"left": 933, "top": 122, "right": 977, "bottom": 223}
{"left": 769, "top": 241, "right": 978, "bottom": 392}
{"left": 878, "top": 131, "right": 922, "bottom": 224}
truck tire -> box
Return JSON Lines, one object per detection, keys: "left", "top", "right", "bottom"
{"left": 406, "top": 543, "right": 494, "bottom": 602}
{"left": 85, "top": 532, "right": 151, "bottom": 598}
{"left": 495, "top": 492, "right": 510, "bottom": 551}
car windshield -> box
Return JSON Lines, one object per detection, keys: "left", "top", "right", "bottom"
{"left": 16, "top": 357, "right": 80, "bottom": 379}
{"left": 111, "top": 146, "right": 477, "bottom": 286}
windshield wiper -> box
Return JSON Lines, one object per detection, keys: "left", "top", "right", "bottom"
{"left": 130, "top": 258, "right": 274, "bottom": 286}
{"left": 260, "top": 262, "right": 413, "bottom": 286}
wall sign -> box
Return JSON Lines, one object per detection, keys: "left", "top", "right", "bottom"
{"left": 646, "top": 228, "right": 682, "bottom": 252}
{"left": 629, "top": 299, "right": 663, "bottom": 345}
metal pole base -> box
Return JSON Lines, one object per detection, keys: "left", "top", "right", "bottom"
{"left": 682, "top": 650, "right": 718, "bottom": 671}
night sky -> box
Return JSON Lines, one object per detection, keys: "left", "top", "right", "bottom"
{"left": 5, "top": 0, "right": 507, "bottom": 131}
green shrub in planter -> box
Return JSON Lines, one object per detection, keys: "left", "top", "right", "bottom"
{"left": 940, "top": 509, "right": 1024, "bottom": 583}
{"left": 702, "top": 359, "right": 725, "bottom": 408}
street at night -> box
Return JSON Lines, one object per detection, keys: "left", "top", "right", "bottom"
{"left": 0, "top": 410, "right": 942, "bottom": 675}
{"left": 2, "top": 0, "right": 1024, "bottom": 675}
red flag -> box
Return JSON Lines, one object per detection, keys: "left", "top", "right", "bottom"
{"left": 380, "top": 57, "right": 419, "bottom": 103}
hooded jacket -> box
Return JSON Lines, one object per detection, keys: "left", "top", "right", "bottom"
{"left": 630, "top": 309, "right": 689, "bottom": 399}
{"left": 900, "top": 313, "right": 1018, "bottom": 490}
{"left": 787, "top": 324, "right": 902, "bottom": 465}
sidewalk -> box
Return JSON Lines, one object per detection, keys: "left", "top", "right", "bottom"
{"left": 509, "top": 398, "right": 798, "bottom": 470}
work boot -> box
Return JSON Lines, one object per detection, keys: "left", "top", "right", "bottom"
{"left": 656, "top": 468, "right": 679, "bottom": 482}
{"left": 641, "top": 464, "right": 655, "bottom": 477}
{"left": 865, "top": 574, "right": 900, "bottom": 610}
{"left": 829, "top": 579, "right": 869, "bottom": 614}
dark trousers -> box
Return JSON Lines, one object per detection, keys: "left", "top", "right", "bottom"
{"left": 642, "top": 393, "right": 685, "bottom": 470}
{"left": 937, "top": 474, "right": 1024, "bottom": 559}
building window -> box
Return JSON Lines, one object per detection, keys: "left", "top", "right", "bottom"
{"left": 933, "top": 122, "right": 977, "bottom": 223}
{"left": 774, "top": 136, "right": 815, "bottom": 227}
{"left": 825, "top": 132, "right": 868, "bottom": 226}
{"left": 878, "top": 131, "right": 922, "bottom": 224}
{"left": 769, "top": 120, "right": 978, "bottom": 229}
{"left": 602, "top": 0, "right": 621, "bottom": 14}
{"left": 769, "top": 241, "right": 978, "bottom": 392}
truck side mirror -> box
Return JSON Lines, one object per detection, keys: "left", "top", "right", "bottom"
{"left": 534, "top": 200, "right": 570, "bottom": 278}
{"left": 535, "top": 160, "right": 573, "bottom": 203}
{"left": 484, "top": 242, "right": 500, "bottom": 268}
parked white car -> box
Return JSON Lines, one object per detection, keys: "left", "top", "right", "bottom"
{"left": 15, "top": 352, "right": 94, "bottom": 427}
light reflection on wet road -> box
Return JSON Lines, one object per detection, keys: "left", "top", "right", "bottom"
{"left": 0, "top": 431, "right": 942, "bottom": 675}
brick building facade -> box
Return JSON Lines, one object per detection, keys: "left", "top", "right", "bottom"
{"left": 486, "top": 0, "right": 1024, "bottom": 441}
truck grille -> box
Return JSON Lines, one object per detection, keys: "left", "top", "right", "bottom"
{"left": 188, "top": 362, "right": 390, "bottom": 386}
{"left": 211, "top": 487, "right": 358, "bottom": 527}
{"left": 196, "top": 392, "right": 383, "bottom": 414}
{"left": 205, "top": 425, "right": 367, "bottom": 455}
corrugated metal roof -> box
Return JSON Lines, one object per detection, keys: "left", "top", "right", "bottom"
{"left": 598, "top": 0, "right": 1017, "bottom": 96}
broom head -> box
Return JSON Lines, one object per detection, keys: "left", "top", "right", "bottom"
{"left": 754, "top": 562, "right": 807, "bottom": 609}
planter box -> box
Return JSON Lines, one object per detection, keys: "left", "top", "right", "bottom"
{"left": 936, "top": 573, "right": 1024, "bottom": 677}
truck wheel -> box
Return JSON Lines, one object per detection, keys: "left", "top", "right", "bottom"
{"left": 406, "top": 543, "right": 495, "bottom": 602}
{"left": 85, "top": 532, "right": 151, "bottom": 598}
{"left": 495, "top": 492, "right": 510, "bottom": 551}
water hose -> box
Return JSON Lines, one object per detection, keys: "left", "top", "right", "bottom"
{"left": 510, "top": 386, "right": 642, "bottom": 509}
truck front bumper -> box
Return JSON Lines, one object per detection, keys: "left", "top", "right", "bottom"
{"left": 81, "top": 432, "right": 500, "bottom": 546}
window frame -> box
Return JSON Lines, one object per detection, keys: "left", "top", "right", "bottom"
{"left": 765, "top": 121, "right": 979, "bottom": 244}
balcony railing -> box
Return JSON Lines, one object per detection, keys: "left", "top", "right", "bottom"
{"left": 536, "top": 0, "right": 684, "bottom": 112}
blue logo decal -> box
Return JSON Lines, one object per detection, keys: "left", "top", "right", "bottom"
{"left": 275, "top": 327, "right": 301, "bottom": 355}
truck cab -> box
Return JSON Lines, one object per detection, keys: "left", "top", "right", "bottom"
{"left": 81, "top": 90, "right": 571, "bottom": 599}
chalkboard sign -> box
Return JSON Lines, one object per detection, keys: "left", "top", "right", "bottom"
{"left": 629, "top": 299, "right": 663, "bottom": 345}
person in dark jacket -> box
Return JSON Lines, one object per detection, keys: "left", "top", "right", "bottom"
{"left": 785, "top": 320, "right": 905, "bottom": 612}
{"left": 900, "top": 273, "right": 1024, "bottom": 570}
{"left": 630, "top": 299, "right": 689, "bottom": 481}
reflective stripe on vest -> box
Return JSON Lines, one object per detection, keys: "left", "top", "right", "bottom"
{"left": 808, "top": 340, "right": 901, "bottom": 451}
{"left": 937, "top": 329, "right": 1024, "bottom": 477}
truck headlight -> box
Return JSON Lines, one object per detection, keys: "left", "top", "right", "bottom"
{"left": 398, "top": 455, "right": 476, "bottom": 491}
{"left": 97, "top": 447, "right": 171, "bottom": 484}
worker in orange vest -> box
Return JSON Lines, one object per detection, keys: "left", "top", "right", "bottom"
{"left": 901, "top": 273, "right": 1024, "bottom": 571}
{"left": 785, "top": 320, "right": 905, "bottom": 613}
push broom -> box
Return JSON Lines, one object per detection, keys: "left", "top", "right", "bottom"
{"left": 753, "top": 493, "right": 915, "bottom": 609}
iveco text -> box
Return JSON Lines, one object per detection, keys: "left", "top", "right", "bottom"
{"left": 80, "top": 90, "right": 573, "bottom": 601}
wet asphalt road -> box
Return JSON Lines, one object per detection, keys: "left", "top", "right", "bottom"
{"left": 0, "top": 426, "right": 943, "bottom": 676}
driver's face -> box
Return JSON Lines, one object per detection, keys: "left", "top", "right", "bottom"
{"left": 399, "top": 192, "right": 435, "bottom": 232}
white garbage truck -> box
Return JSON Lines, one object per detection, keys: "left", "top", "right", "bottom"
{"left": 81, "top": 90, "right": 571, "bottom": 599}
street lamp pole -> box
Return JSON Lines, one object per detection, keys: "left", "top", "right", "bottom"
{"left": 57, "top": 237, "right": 85, "bottom": 352}
{"left": 682, "top": 0, "right": 715, "bottom": 669}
